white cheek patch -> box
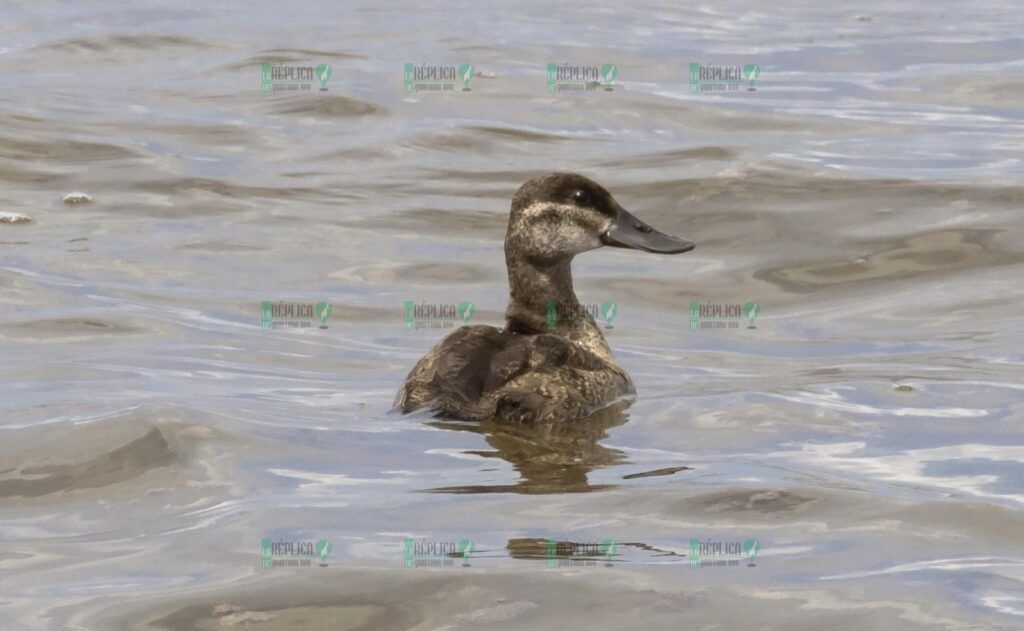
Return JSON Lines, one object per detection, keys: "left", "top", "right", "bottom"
{"left": 521, "top": 202, "right": 607, "bottom": 229}
{"left": 519, "top": 201, "right": 572, "bottom": 220}
{"left": 518, "top": 202, "right": 606, "bottom": 254}
{"left": 558, "top": 223, "right": 601, "bottom": 251}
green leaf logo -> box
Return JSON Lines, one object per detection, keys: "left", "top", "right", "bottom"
{"left": 600, "top": 539, "right": 617, "bottom": 566}
{"left": 458, "top": 539, "right": 474, "bottom": 566}
{"left": 316, "top": 302, "right": 332, "bottom": 328}
{"left": 600, "top": 64, "right": 618, "bottom": 89}
{"left": 742, "top": 301, "right": 760, "bottom": 329}
{"left": 743, "top": 539, "right": 759, "bottom": 566}
{"left": 458, "top": 64, "right": 474, "bottom": 90}
{"left": 316, "top": 64, "right": 333, "bottom": 90}
{"left": 316, "top": 539, "right": 333, "bottom": 566}
{"left": 742, "top": 64, "right": 760, "bottom": 91}
{"left": 545, "top": 300, "right": 558, "bottom": 330}
{"left": 600, "top": 301, "right": 617, "bottom": 328}
{"left": 457, "top": 301, "right": 475, "bottom": 324}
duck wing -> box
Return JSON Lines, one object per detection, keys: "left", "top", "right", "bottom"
{"left": 395, "top": 326, "right": 632, "bottom": 423}
{"left": 489, "top": 334, "right": 633, "bottom": 423}
{"left": 395, "top": 325, "right": 528, "bottom": 418}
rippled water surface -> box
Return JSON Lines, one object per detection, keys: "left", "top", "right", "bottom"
{"left": 1, "top": 1, "right": 1023, "bottom": 629}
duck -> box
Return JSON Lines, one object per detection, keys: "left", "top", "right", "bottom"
{"left": 395, "top": 173, "right": 695, "bottom": 423}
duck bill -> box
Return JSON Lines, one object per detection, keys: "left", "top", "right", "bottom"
{"left": 600, "top": 206, "right": 695, "bottom": 254}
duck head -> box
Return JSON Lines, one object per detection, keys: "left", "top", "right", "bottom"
{"left": 506, "top": 172, "right": 695, "bottom": 264}
{"left": 503, "top": 173, "right": 695, "bottom": 335}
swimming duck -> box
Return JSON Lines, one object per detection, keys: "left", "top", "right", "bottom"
{"left": 395, "top": 173, "right": 695, "bottom": 423}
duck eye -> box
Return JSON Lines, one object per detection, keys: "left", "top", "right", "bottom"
{"left": 572, "top": 190, "right": 591, "bottom": 205}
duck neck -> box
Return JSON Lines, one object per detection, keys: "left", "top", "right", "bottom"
{"left": 504, "top": 250, "right": 582, "bottom": 334}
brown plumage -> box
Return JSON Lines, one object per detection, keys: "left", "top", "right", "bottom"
{"left": 395, "top": 173, "right": 695, "bottom": 423}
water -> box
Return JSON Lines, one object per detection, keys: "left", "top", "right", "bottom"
{"left": 1, "top": 1, "right": 1023, "bottom": 628}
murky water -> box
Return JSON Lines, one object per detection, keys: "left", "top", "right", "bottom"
{"left": 1, "top": 1, "right": 1023, "bottom": 628}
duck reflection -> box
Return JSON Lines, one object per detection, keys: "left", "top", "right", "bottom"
{"left": 423, "top": 403, "right": 630, "bottom": 494}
